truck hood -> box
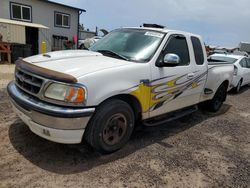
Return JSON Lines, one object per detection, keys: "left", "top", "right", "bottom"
{"left": 23, "top": 50, "right": 133, "bottom": 78}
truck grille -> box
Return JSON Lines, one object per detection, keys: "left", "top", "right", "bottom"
{"left": 15, "top": 69, "right": 44, "bottom": 95}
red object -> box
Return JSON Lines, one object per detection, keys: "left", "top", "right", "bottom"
{"left": 73, "top": 35, "right": 77, "bottom": 44}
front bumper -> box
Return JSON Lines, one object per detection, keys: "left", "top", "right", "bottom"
{"left": 7, "top": 81, "right": 95, "bottom": 144}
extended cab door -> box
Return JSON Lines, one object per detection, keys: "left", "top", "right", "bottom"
{"left": 190, "top": 36, "right": 208, "bottom": 102}
{"left": 149, "top": 33, "right": 207, "bottom": 118}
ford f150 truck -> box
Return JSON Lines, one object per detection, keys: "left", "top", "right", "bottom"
{"left": 8, "top": 25, "right": 234, "bottom": 153}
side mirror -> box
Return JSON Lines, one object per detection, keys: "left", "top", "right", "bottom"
{"left": 163, "top": 53, "right": 180, "bottom": 66}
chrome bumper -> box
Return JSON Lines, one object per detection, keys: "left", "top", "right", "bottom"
{"left": 7, "top": 81, "right": 95, "bottom": 130}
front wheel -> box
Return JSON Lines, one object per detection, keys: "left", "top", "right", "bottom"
{"left": 84, "top": 99, "right": 135, "bottom": 154}
{"left": 201, "top": 84, "right": 227, "bottom": 112}
{"left": 79, "top": 44, "right": 86, "bottom": 49}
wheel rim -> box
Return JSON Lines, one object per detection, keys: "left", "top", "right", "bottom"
{"left": 102, "top": 113, "right": 128, "bottom": 146}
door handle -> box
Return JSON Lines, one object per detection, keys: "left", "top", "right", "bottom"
{"left": 187, "top": 73, "right": 195, "bottom": 79}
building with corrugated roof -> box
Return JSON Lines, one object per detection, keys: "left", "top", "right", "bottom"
{"left": 239, "top": 42, "right": 250, "bottom": 54}
{"left": 0, "top": 0, "right": 85, "bottom": 56}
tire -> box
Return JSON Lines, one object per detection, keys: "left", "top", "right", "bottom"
{"left": 79, "top": 44, "right": 85, "bottom": 49}
{"left": 234, "top": 80, "right": 242, "bottom": 93}
{"left": 84, "top": 99, "right": 135, "bottom": 154}
{"left": 203, "top": 84, "right": 227, "bottom": 112}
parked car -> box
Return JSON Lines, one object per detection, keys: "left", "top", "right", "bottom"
{"left": 78, "top": 36, "right": 102, "bottom": 49}
{"left": 7, "top": 26, "right": 234, "bottom": 153}
{"left": 208, "top": 54, "right": 250, "bottom": 93}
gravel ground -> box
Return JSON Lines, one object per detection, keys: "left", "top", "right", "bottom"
{"left": 0, "top": 65, "right": 15, "bottom": 89}
{"left": 0, "top": 67, "right": 249, "bottom": 187}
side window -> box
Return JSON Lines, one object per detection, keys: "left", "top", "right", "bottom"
{"left": 163, "top": 35, "right": 190, "bottom": 66}
{"left": 247, "top": 58, "right": 250, "bottom": 68}
{"left": 191, "top": 36, "right": 204, "bottom": 65}
{"left": 240, "top": 58, "right": 247, "bottom": 68}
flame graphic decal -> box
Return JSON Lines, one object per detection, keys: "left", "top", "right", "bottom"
{"left": 128, "top": 72, "right": 207, "bottom": 112}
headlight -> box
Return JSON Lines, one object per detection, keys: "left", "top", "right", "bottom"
{"left": 44, "top": 83, "right": 86, "bottom": 104}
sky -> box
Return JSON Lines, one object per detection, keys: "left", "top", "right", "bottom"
{"left": 53, "top": 0, "right": 250, "bottom": 47}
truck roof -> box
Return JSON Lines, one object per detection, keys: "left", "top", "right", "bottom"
{"left": 123, "top": 27, "right": 201, "bottom": 38}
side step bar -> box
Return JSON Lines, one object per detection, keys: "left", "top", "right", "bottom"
{"left": 143, "top": 105, "right": 198, "bottom": 127}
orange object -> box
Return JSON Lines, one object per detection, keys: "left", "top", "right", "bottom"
{"left": 65, "top": 87, "right": 85, "bottom": 103}
{"left": 75, "top": 88, "right": 85, "bottom": 103}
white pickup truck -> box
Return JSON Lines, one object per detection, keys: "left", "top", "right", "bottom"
{"left": 8, "top": 26, "right": 234, "bottom": 153}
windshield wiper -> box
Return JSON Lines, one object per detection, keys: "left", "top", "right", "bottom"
{"left": 97, "top": 50, "right": 129, "bottom": 61}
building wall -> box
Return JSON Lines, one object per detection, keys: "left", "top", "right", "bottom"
{"left": 0, "top": 22, "right": 25, "bottom": 44}
{"left": 0, "top": 0, "right": 79, "bottom": 53}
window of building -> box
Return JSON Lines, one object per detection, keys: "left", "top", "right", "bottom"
{"left": 52, "top": 35, "right": 68, "bottom": 51}
{"left": 10, "top": 2, "right": 32, "bottom": 22}
{"left": 163, "top": 35, "right": 190, "bottom": 66}
{"left": 55, "top": 12, "right": 70, "bottom": 28}
{"left": 191, "top": 36, "right": 204, "bottom": 65}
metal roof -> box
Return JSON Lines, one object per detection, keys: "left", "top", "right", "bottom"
{"left": 41, "top": 0, "right": 86, "bottom": 12}
{"left": 0, "top": 18, "right": 49, "bottom": 29}
{"left": 240, "top": 42, "right": 250, "bottom": 53}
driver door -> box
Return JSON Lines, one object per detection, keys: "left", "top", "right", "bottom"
{"left": 149, "top": 34, "right": 201, "bottom": 118}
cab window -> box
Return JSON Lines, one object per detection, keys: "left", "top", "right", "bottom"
{"left": 191, "top": 36, "right": 204, "bottom": 65}
{"left": 162, "top": 35, "right": 190, "bottom": 66}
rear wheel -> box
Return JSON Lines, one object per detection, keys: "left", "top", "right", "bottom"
{"left": 234, "top": 79, "right": 242, "bottom": 93}
{"left": 202, "top": 84, "right": 227, "bottom": 112}
{"left": 84, "top": 99, "right": 135, "bottom": 154}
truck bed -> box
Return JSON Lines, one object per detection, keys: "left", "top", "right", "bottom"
{"left": 201, "top": 63, "right": 234, "bottom": 101}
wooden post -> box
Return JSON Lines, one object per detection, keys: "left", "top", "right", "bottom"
{"left": 7, "top": 44, "right": 11, "bottom": 63}
{"left": 0, "top": 42, "right": 11, "bottom": 64}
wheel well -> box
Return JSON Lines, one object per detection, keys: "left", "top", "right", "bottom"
{"left": 222, "top": 80, "right": 229, "bottom": 89}
{"left": 105, "top": 94, "right": 142, "bottom": 122}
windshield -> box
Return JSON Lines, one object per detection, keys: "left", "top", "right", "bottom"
{"left": 208, "top": 56, "right": 238, "bottom": 64}
{"left": 89, "top": 29, "right": 165, "bottom": 62}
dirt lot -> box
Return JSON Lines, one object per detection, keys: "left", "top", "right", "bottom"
{"left": 0, "top": 66, "right": 250, "bottom": 187}
{"left": 0, "top": 65, "right": 14, "bottom": 89}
